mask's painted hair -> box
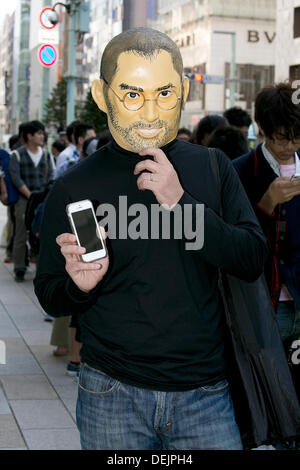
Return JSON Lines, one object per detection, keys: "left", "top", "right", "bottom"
{"left": 100, "top": 27, "right": 183, "bottom": 85}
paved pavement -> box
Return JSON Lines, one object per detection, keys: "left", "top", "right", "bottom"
{"left": 0, "top": 204, "right": 81, "bottom": 450}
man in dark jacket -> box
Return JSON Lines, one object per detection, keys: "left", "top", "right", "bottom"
{"left": 34, "top": 28, "right": 299, "bottom": 450}
{"left": 233, "top": 83, "right": 300, "bottom": 343}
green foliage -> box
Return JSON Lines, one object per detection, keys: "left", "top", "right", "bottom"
{"left": 44, "top": 80, "right": 108, "bottom": 132}
{"left": 44, "top": 78, "right": 68, "bottom": 128}
{"left": 79, "top": 88, "right": 108, "bottom": 133}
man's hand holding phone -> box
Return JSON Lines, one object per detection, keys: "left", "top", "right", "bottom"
{"left": 258, "top": 176, "right": 300, "bottom": 215}
{"left": 56, "top": 227, "right": 109, "bottom": 293}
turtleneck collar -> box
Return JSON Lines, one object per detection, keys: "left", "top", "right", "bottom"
{"left": 109, "top": 137, "right": 179, "bottom": 161}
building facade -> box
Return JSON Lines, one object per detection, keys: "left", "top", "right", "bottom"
{"left": 152, "top": 0, "right": 276, "bottom": 127}
{"left": 82, "top": 0, "right": 161, "bottom": 96}
{"left": 17, "top": 0, "right": 31, "bottom": 126}
{"left": 1, "top": 0, "right": 281, "bottom": 141}
{"left": 0, "top": 12, "right": 15, "bottom": 146}
{"left": 1, "top": 0, "right": 32, "bottom": 138}
{"left": 82, "top": 0, "right": 123, "bottom": 91}
{"left": 275, "top": 0, "right": 300, "bottom": 82}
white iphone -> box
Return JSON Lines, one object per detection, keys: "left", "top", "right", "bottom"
{"left": 66, "top": 199, "right": 107, "bottom": 262}
{"left": 291, "top": 173, "right": 300, "bottom": 181}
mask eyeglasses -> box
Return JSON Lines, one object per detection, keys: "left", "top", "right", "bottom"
{"left": 101, "top": 76, "right": 182, "bottom": 111}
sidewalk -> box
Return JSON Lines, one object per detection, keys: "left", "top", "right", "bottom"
{"left": 0, "top": 207, "right": 81, "bottom": 450}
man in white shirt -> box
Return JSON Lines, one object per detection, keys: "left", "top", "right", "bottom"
{"left": 55, "top": 121, "right": 80, "bottom": 174}
{"left": 56, "top": 123, "right": 96, "bottom": 178}
{"left": 9, "top": 120, "right": 54, "bottom": 282}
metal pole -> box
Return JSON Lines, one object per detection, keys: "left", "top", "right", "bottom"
{"left": 40, "top": 0, "right": 51, "bottom": 121}
{"left": 230, "top": 32, "right": 236, "bottom": 107}
{"left": 66, "top": 0, "right": 78, "bottom": 124}
{"left": 40, "top": 67, "right": 50, "bottom": 120}
{"left": 213, "top": 31, "right": 236, "bottom": 108}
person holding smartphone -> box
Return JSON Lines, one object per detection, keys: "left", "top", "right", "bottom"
{"left": 233, "top": 85, "right": 300, "bottom": 444}
{"left": 34, "top": 28, "right": 300, "bottom": 450}
{"left": 233, "top": 83, "right": 300, "bottom": 343}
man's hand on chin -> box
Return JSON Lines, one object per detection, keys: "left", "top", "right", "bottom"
{"left": 134, "top": 147, "right": 184, "bottom": 210}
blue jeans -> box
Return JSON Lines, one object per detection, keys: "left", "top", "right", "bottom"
{"left": 76, "top": 363, "right": 243, "bottom": 450}
{"left": 276, "top": 301, "right": 300, "bottom": 342}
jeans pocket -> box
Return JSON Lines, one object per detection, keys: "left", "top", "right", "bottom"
{"left": 78, "top": 363, "right": 120, "bottom": 396}
{"left": 199, "top": 379, "right": 229, "bottom": 395}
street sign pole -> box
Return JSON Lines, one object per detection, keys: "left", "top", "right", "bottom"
{"left": 40, "top": 1, "right": 55, "bottom": 121}
{"left": 66, "top": 0, "right": 79, "bottom": 125}
{"left": 48, "top": 0, "right": 90, "bottom": 125}
{"left": 230, "top": 32, "right": 236, "bottom": 107}
{"left": 213, "top": 31, "right": 237, "bottom": 108}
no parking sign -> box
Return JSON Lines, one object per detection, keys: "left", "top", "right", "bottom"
{"left": 38, "top": 44, "right": 58, "bottom": 68}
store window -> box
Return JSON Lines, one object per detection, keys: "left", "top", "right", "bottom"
{"left": 294, "top": 7, "right": 300, "bottom": 38}
{"left": 290, "top": 64, "right": 300, "bottom": 81}
{"left": 225, "top": 63, "right": 274, "bottom": 111}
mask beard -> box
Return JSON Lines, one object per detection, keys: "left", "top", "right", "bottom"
{"left": 105, "top": 96, "right": 182, "bottom": 153}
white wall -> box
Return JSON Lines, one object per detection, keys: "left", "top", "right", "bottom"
{"left": 275, "top": 0, "right": 300, "bottom": 81}
{"left": 12, "top": 4, "right": 21, "bottom": 130}
{"left": 205, "top": 16, "right": 276, "bottom": 111}
{"left": 154, "top": 0, "right": 276, "bottom": 119}
{"left": 83, "top": 0, "right": 123, "bottom": 88}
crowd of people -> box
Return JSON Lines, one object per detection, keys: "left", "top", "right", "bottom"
{"left": 177, "top": 105, "right": 257, "bottom": 157}
{"left": 0, "top": 39, "right": 299, "bottom": 448}
{"left": 0, "top": 119, "right": 112, "bottom": 376}
{"left": 177, "top": 94, "right": 300, "bottom": 410}
{"left": 0, "top": 106, "right": 256, "bottom": 288}
{"left": 176, "top": 94, "right": 300, "bottom": 403}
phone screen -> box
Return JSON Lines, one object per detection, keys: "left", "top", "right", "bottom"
{"left": 72, "top": 209, "right": 103, "bottom": 253}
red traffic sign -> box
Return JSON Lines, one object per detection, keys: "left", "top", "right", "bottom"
{"left": 195, "top": 74, "right": 204, "bottom": 82}
{"left": 38, "top": 44, "right": 58, "bottom": 67}
{"left": 40, "top": 7, "right": 56, "bottom": 29}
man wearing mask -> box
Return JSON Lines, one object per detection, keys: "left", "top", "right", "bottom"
{"left": 34, "top": 29, "right": 299, "bottom": 450}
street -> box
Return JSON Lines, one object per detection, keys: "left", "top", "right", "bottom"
{"left": 0, "top": 203, "right": 81, "bottom": 450}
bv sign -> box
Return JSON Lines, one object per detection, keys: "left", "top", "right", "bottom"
{"left": 248, "top": 31, "right": 276, "bottom": 43}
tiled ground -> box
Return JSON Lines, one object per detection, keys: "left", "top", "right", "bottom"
{"left": 0, "top": 221, "right": 81, "bottom": 450}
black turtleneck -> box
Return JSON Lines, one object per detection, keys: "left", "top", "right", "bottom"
{"left": 34, "top": 138, "right": 267, "bottom": 391}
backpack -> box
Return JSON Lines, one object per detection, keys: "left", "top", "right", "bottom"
{"left": 0, "top": 149, "right": 20, "bottom": 205}
{"left": 24, "top": 182, "right": 53, "bottom": 232}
